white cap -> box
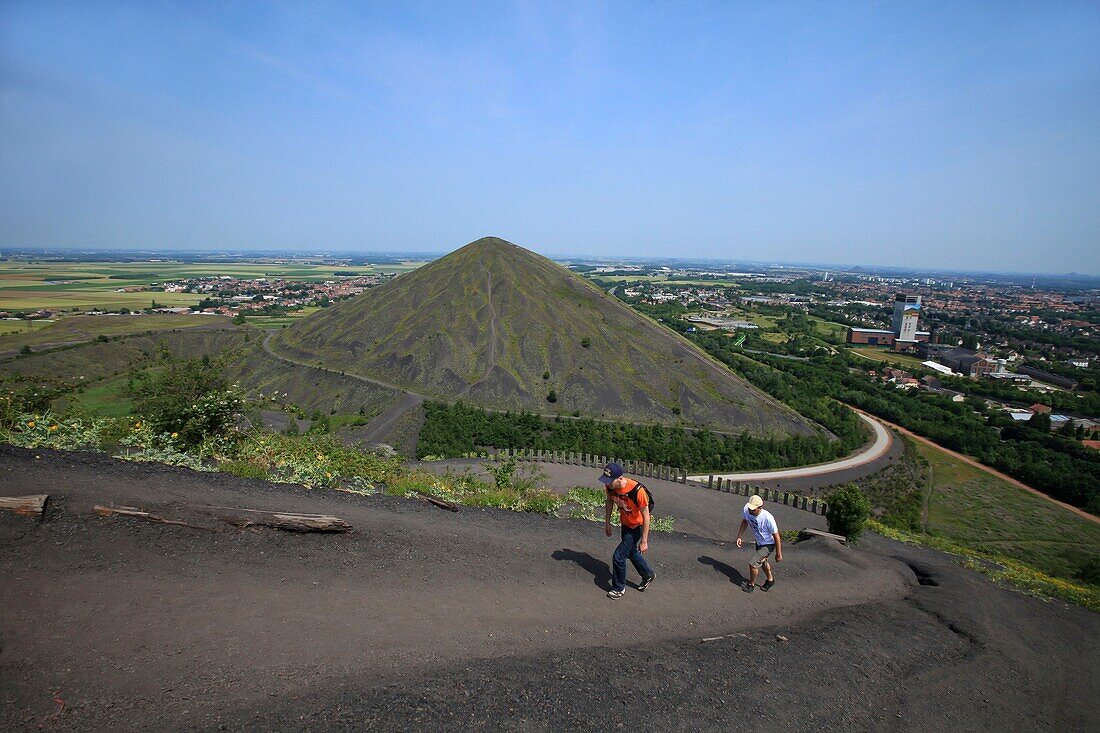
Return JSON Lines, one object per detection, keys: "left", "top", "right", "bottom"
{"left": 746, "top": 495, "right": 763, "bottom": 510}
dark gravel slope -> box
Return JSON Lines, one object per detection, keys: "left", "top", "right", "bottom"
{"left": 0, "top": 445, "right": 1096, "bottom": 732}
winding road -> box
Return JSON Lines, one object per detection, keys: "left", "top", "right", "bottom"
{"left": 688, "top": 411, "right": 893, "bottom": 482}
{"left": 262, "top": 330, "right": 899, "bottom": 485}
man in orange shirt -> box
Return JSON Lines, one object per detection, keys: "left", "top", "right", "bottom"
{"left": 600, "top": 462, "right": 655, "bottom": 599}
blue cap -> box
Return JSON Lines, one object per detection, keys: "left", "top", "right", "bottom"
{"left": 599, "top": 462, "right": 624, "bottom": 485}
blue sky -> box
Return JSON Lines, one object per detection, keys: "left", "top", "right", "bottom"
{"left": 2, "top": 1, "right": 1098, "bottom": 273}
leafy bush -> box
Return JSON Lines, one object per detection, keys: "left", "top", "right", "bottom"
{"left": 825, "top": 484, "right": 872, "bottom": 540}
{"left": 218, "top": 460, "right": 271, "bottom": 480}
{"left": 0, "top": 411, "right": 112, "bottom": 451}
{"left": 520, "top": 489, "right": 565, "bottom": 514}
{"left": 129, "top": 354, "right": 242, "bottom": 447}
{"left": 487, "top": 455, "right": 517, "bottom": 489}
{"left": 231, "top": 433, "right": 402, "bottom": 490}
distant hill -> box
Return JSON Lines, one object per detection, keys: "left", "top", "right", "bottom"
{"left": 274, "top": 237, "right": 815, "bottom": 436}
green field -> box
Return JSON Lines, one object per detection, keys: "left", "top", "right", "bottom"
{"left": 65, "top": 374, "right": 134, "bottom": 417}
{"left": 601, "top": 275, "right": 747, "bottom": 287}
{"left": 243, "top": 306, "right": 323, "bottom": 329}
{"left": 0, "top": 319, "right": 50, "bottom": 338}
{"left": 0, "top": 259, "right": 427, "bottom": 313}
{"left": 808, "top": 316, "right": 847, "bottom": 341}
{"left": 848, "top": 346, "right": 927, "bottom": 369}
{"left": 0, "top": 313, "right": 231, "bottom": 353}
{"left": 918, "top": 441, "right": 1100, "bottom": 582}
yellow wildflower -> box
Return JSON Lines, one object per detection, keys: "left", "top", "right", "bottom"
{"left": 170, "top": 432, "right": 178, "bottom": 438}
{"left": 26, "top": 420, "right": 35, "bottom": 428}
{"left": 49, "top": 425, "right": 58, "bottom": 431}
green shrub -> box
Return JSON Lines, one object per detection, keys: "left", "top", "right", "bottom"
{"left": 464, "top": 488, "right": 522, "bottom": 510}
{"left": 129, "top": 354, "right": 241, "bottom": 448}
{"left": 218, "top": 460, "right": 270, "bottom": 480}
{"left": 565, "top": 486, "right": 605, "bottom": 510}
{"left": 825, "top": 484, "right": 872, "bottom": 541}
{"left": 487, "top": 455, "right": 517, "bottom": 489}
{"left": 520, "top": 489, "right": 565, "bottom": 514}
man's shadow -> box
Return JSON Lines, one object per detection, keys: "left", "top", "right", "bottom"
{"left": 552, "top": 549, "right": 613, "bottom": 589}
{"left": 698, "top": 555, "right": 747, "bottom": 585}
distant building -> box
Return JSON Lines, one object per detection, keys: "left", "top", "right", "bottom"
{"left": 1017, "top": 365, "right": 1078, "bottom": 390}
{"left": 847, "top": 292, "right": 928, "bottom": 349}
{"left": 921, "top": 360, "right": 955, "bottom": 376}
{"left": 936, "top": 347, "right": 996, "bottom": 378}
{"left": 847, "top": 328, "right": 895, "bottom": 346}
{"left": 892, "top": 293, "right": 922, "bottom": 351}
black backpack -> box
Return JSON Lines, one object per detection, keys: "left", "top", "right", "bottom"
{"left": 627, "top": 482, "right": 655, "bottom": 514}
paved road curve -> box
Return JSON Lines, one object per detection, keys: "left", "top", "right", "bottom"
{"left": 689, "top": 411, "right": 892, "bottom": 482}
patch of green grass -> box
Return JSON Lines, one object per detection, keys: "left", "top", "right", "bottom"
{"left": 870, "top": 520, "right": 1099, "bottom": 612}
{"left": 67, "top": 375, "right": 134, "bottom": 418}
{"left": 217, "top": 459, "right": 271, "bottom": 480}
{"left": 917, "top": 442, "right": 1100, "bottom": 585}
{"left": 848, "top": 346, "right": 926, "bottom": 369}
{"left": 0, "top": 314, "right": 235, "bottom": 352}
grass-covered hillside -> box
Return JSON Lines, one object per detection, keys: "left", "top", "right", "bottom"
{"left": 275, "top": 237, "right": 815, "bottom": 437}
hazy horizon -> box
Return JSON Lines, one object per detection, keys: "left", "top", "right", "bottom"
{"left": 2, "top": 1, "right": 1098, "bottom": 274}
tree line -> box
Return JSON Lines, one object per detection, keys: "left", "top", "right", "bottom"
{"left": 417, "top": 401, "right": 859, "bottom": 473}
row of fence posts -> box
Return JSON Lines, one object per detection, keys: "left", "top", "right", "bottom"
{"left": 496, "top": 448, "right": 827, "bottom": 516}
{"left": 498, "top": 448, "right": 690, "bottom": 484}
{"left": 703, "top": 476, "right": 828, "bottom": 516}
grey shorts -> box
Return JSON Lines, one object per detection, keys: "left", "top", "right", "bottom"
{"left": 749, "top": 543, "right": 775, "bottom": 568}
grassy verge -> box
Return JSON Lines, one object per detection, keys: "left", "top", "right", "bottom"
{"left": 0, "top": 411, "right": 679, "bottom": 530}
{"left": 869, "top": 520, "right": 1099, "bottom": 612}
{"left": 812, "top": 434, "right": 1100, "bottom": 610}
{"left": 847, "top": 346, "right": 927, "bottom": 369}
{"left": 916, "top": 441, "right": 1100, "bottom": 584}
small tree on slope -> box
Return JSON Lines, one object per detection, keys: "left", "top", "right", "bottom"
{"left": 825, "top": 484, "right": 872, "bottom": 541}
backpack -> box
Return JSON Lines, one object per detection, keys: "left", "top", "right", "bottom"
{"left": 627, "top": 482, "right": 655, "bottom": 514}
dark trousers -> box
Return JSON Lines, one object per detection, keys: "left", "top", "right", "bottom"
{"left": 612, "top": 524, "right": 653, "bottom": 591}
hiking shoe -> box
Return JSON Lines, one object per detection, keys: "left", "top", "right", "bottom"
{"left": 637, "top": 574, "right": 655, "bottom": 592}
{"left": 762, "top": 579, "right": 775, "bottom": 592}
{"left": 742, "top": 582, "right": 755, "bottom": 593}
{"left": 607, "top": 589, "right": 625, "bottom": 599}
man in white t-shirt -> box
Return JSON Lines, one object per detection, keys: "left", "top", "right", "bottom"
{"left": 735, "top": 494, "right": 782, "bottom": 593}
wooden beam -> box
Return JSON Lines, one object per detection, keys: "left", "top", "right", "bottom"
{"left": 414, "top": 492, "right": 460, "bottom": 512}
{"left": 0, "top": 494, "right": 48, "bottom": 519}
{"left": 94, "top": 504, "right": 215, "bottom": 532}
{"left": 801, "top": 527, "right": 848, "bottom": 544}
{"left": 191, "top": 505, "right": 353, "bottom": 532}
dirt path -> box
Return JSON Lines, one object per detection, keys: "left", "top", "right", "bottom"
{"left": 261, "top": 331, "right": 425, "bottom": 445}
{"left": 1, "top": 446, "right": 1096, "bottom": 731}
{"left": 920, "top": 463, "right": 934, "bottom": 533}
{"left": 356, "top": 392, "right": 424, "bottom": 446}
{"left": 876, "top": 415, "right": 1100, "bottom": 526}
{"left": 261, "top": 330, "right": 753, "bottom": 438}
{"left": 462, "top": 265, "right": 501, "bottom": 396}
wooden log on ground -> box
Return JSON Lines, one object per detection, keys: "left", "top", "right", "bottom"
{"left": 94, "top": 504, "right": 216, "bottom": 531}
{"left": 0, "top": 494, "right": 48, "bottom": 519}
{"left": 191, "top": 505, "right": 353, "bottom": 532}
{"left": 801, "top": 527, "right": 848, "bottom": 545}
{"left": 415, "top": 493, "right": 460, "bottom": 513}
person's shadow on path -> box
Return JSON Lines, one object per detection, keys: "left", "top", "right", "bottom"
{"left": 552, "top": 549, "right": 612, "bottom": 589}
{"left": 698, "top": 555, "right": 747, "bottom": 586}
